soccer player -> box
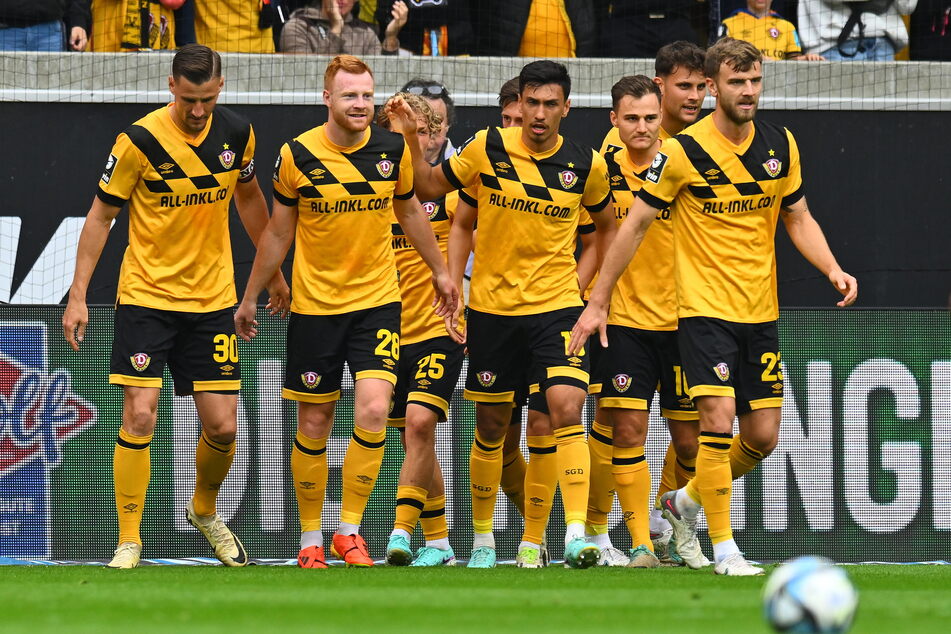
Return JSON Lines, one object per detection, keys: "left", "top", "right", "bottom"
{"left": 388, "top": 60, "right": 616, "bottom": 569}
{"left": 233, "top": 55, "right": 457, "bottom": 569}
{"left": 570, "top": 38, "right": 857, "bottom": 576}
{"left": 62, "top": 44, "right": 289, "bottom": 569}
{"left": 589, "top": 41, "right": 709, "bottom": 566}
{"left": 375, "top": 92, "right": 464, "bottom": 567}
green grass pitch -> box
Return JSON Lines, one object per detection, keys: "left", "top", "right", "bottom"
{"left": 1, "top": 565, "right": 948, "bottom": 632}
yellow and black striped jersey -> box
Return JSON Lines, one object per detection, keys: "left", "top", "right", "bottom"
{"left": 442, "top": 126, "right": 611, "bottom": 316}
{"left": 603, "top": 144, "right": 677, "bottom": 331}
{"left": 638, "top": 116, "right": 804, "bottom": 323}
{"left": 273, "top": 124, "right": 413, "bottom": 315}
{"left": 194, "top": 0, "right": 274, "bottom": 53}
{"left": 392, "top": 189, "right": 461, "bottom": 345}
{"left": 721, "top": 10, "right": 803, "bottom": 60}
{"left": 96, "top": 104, "right": 256, "bottom": 312}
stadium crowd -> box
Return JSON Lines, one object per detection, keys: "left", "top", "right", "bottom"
{"left": 1, "top": 1, "right": 948, "bottom": 60}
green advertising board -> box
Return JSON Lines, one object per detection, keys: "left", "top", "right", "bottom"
{"left": 0, "top": 307, "right": 947, "bottom": 562}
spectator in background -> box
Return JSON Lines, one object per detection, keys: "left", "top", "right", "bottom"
{"left": 375, "top": 0, "right": 474, "bottom": 55}
{"left": 721, "top": 0, "right": 825, "bottom": 59}
{"left": 195, "top": 0, "right": 275, "bottom": 53}
{"left": 597, "top": 1, "right": 699, "bottom": 58}
{"left": 400, "top": 78, "right": 455, "bottom": 160}
{"left": 909, "top": 0, "right": 950, "bottom": 59}
{"left": 0, "top": 0, "right": 90, "bottom": 51}
{"left": 798, "top": 0, "right": 918, "bottom": 60}
{"left": 89, "top": 0, "right": 177, "bottom": 51}
{"left": 475, "top": 0, "right": 596, "bottom": 56}
{"left": 281, "top": 0, "right": 406, "bottom": 53}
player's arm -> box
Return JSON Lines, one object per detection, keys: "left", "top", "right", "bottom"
{"left": 394, "top": 195, "right": 459, "bottom": 321}
{"left": 62, "top": 197, "right": 122, "bottom": 351}
{"left": 234, "top": 200, "right": 299, "bottom": 340}
{"left": 234, "top": 177, "right": 290, "bottom": 317}
{"left": 781, "top": 197, "right": 857, "bottom": 307}
{"left": 445, "top": 193, "right": 477, "bottom": 343}
{"left": 383, "top": 96, "right": 456, "bottom": 201}
{"left": 567, "top": 196, "right": 658, "bottom": 355}
{"left": 576, "top": 226, "right": 598, "bottom": 296}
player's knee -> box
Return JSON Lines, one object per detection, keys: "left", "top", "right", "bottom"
{"left": 525, "top": 413, "right": 552, "bottom": 437}
{"left": 123, "top": 405, "right": 157, "bottom": 436}
{"left": 744, "top": 432, "right": 778, "bottom": 456}
{"left": 404, "top": 419, "right": 436, "bottom": 451}
{"left": 672, "top": 435, "right": 699, "bottom": 460}
{"left": 355, "top": 398, "right": 390, "bottom": 428}
{"left": 203, "top": 426, "right": 236, "bottom": 445}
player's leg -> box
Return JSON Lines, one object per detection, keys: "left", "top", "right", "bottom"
{"left": 731, "top": 321, "right": 783, "bottom": 479}
{"left": 607, "top": 406, "right": 657, "bottom": 568}
{"left": 413, "top": 460, "right": 456, "bottom": 566}
{"left": 388, "top": 403, "right": 437, "bottom": 565}
{"left": 517, "top": 391, "right": 557, "bottom": 568}
{"left": 500, "top": 403, "right": 527, "bottom": 518}
{"left": 733, "top": 408, "right": 778, "bottom": 478}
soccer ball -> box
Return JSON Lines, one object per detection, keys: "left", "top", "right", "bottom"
{"left": 762, "top": 556, "right": 859, "bottom": 633}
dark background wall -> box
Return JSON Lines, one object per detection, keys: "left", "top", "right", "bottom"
{"left": 2, "top": 102, "right": 947, "bottom": 307}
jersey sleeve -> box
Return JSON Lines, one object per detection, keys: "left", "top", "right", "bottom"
{"left": 458, "top": 185, "right": 478, "bottom": 208}
{"left": 272, "top": 142, "right": 300, "bottom": 206}
{"left": 638, "top": 138, "right": 689, "bottom": 209}
{"left": 582, "top": 152, "right": 611, "bottom": 213}
{"left": 96, "top": 133, "right": 143, "bottom": 207}
{"left": 781, "top": 129, "right": 805, "bottom": 207}
{"left": 577, "top": 208, "right": 595, "bottom": 234}
{"left": 787, "top": 23, "right": 804, "bottom": 57}
{"left": 238, "top": 125, "right": 257, "bottom": 183}
{"left": 395, "top": 139, "right": 415, "bottom": 200}
{"left": 445, "top": 190, "right": 460, "bottom": 222}
{"left": 441, "top": 129, "right": 487, "bottom": 190}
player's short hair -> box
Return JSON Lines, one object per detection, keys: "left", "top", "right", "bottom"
{"left": 519, "top": 60, "right": 571, "bottom": 101}
{"left": 324, "top": 54, "right": 374, "bottom": 91}
{"left": 705, "top": 37, "right": 763, "bottom": 79}
{"left": 171, "top": 44, "right": 221, "bottom": 84}
{"left": 400, "top": 78, "right": 455, "bottom": 127}
{"left": 498, "top": 77, "right": 520, "bottom": 109}
{"left": 654, "top": 40, "right": 706, "bottom": 78}
{"left": 375, "top": 92, "right": 443, "bottom": 136}
{"left": 611, "top": 75, "right": 662, "bottom": 111}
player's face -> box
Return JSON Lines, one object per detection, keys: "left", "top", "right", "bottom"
{"left": 324, "top": 71, "right": 375, "bottom": 133}
{"left": 748, "top": 0, "right": 770, "bottom": 15}
{"left": 710, "top": 62, "right": 763, "bottom": 126}
{"left": 424, "top": 97, "right": 448, "bottom": 163}
{"left": 656, "top": 66, "right": 706, "bottom": 132}
{"left": 413, "top": 115, "right": 433, "bottom": 156}
{"left": 520, "top": 83, "right": 569, "bottom": 150}
{"left": 610, "top": 94, "right": 662, "bottom": 156}
{"left": 168, "top": 75, "right": 224, "bottom": 135}
{"left": 500, "top": 101, "right": 522, "bottom": 128}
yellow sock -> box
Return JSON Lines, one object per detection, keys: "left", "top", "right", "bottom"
{"left": 500, "top": 449, "right": 527, "bottom": 517}
{"left": 553, "top": 425, "right": 590, "bottom": 525}
{"left": 114, "top": 428, "right": 152, "bottom": 546}
{"left": 613, "top": 445, "right": 652, "bottom": 549}
{"left": 655, "top": 443, "right": 678, "bottom": 508}
{"left": 586, "top": 420, "right": 614, "bottom": 531}
{"left": 192, "top": 431, "right": 235, "bottom": 517}
{"left": 675, "top": 454, "right": 696, "bottom": 488}
{"left": 695, "top": 432, "right": 734, "bottom": 545}
{"left": 394, "top": 485, "right": 428, "bottom": 534}
{"left": 730, "top": 436, "right": 767, "bottom": 479}
{"left": 469, "top": 430, "right": 504, "bottom": 534}
{"left": 291, "top": 431, "right": 328, "bottom": 533}
{"left": 340, "top": 425, "right": 386, "bottom": 526}
{"left": 522, "top": 435, "right": 557, "bottom": 544}
{"left": 420, "top": 494, "right": 448, "bottom": 541}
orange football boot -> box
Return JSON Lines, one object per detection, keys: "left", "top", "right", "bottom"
{"left": 331, "top": 533, "right": 374, "bottom": 567}
{"left": 297, "top": 545, "right": 328, "bottom": 569}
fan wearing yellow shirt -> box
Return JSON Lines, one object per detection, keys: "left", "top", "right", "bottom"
{"left": 720, "top": 0, "right": 825, "bottom": 61}
{"left": 234, "top": 55, "right": 458, "bottom": 569}
{"left": 570, "top": 38, "right": 857, "bottom": 576}
{"left": 63, "top": 45, "right": 289, "bottom": 569}
{"left": 195, "top": 0, "right": 274, "bottom": 53}
{"left": 387, "top": 60, "right": 617, "bottom": 569}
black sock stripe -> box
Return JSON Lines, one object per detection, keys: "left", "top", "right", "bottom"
{"left": 419, "top": 507, "right": 445, "bottom": 519}
{"left": 528, "top": 445, "right": 557, "bottom": 455}
{"left": 589, "top": 428, "right": 613, "bottom": 446}
{"left": 612, "top": 455, "right": 646, "bottom": 465}
{"left": 200, "top": 433, "right": 231, "bottom": 454}
{"left": 474, "top": 437, "right": 502, "bottom": 453}
{"left": 116, "top": 436, "right": 150, "bottom": 450}
{"left": 294, "top": 438, "right": 327, "bottom": 456}
{"left": 701, "top": 441, "right": 732, "bottom": 450}
{"left": 676, "top": 459, "right": 696, "bottom": 473}
{"left": 352, "top": 432, "right": 385, "bottom": 449}
{"left": 556, "top": 430, "right": 585, "bottom": 440}
{"left": 699, "top": 431, "right": 733, "bottom": 439}
{"left": 395, "top": 497, "right": 426, "bottom": 511}
{"left": 739, "top": 441, "right": 765, "bottom": 461}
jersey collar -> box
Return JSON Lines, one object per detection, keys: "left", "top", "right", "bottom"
{"left": 318, "top": 124, "right": 371, "bottom": 153}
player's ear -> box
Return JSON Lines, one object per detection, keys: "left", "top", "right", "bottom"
{"left": 168, "top": 75, "right": 175, "bottom": 95}
{"left": 563, "top": 98, "right": 571, "bottom": 118}
{"left": 706, "top": 77, "right": 717, "bottom": 97}
{"left": 609, "top": 109, "right": 618, "bottom": 128}
{"left": 217, "top": 76, "right": 225, "bottom": 91}
{"left": 653, "top": 76, "right": 664, "bottom": 96}
{"left": 322, "top": 89, "right": 331, "bottom": 108}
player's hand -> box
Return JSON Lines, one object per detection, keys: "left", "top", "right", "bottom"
{"left": 62, "top": 299, "right": 88, "bottom": 352}
{"left": 444, "top": 300, "right": 466, "bottom": 344}
{"left": 384, "top": 96, "right": 417, "bottom": 136}
{"left": 797, "top": 53, "right": 825, "bottom": 61}
{"left": 234, "top": 301, "right": 259, "bottom": 341}
{"left": 829, "top": 269, "right": 858, "bottom": 307}
{"left": 431, "top": 271, "right": 459, "bottom": 320}
{"left": 385, "top": 1, "right": 409, "bottom": 37}
{"left": 568, "top": 301, "right": 607, "bottom": 355}
{"left": 266, "top": 273, "right": 291, "bottom": 318}
{"left": 69, "top": 26, "right": 88, "bottom": 52}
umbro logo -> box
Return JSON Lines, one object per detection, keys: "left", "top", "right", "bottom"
{"left": 704, "top": 168, "right": 720, "bottom": 177}
{"left": 623, "top": 511, "right": 634, "bottom": 521}
{"left": 158, "top": 162, "right": 175, "bottom": 173}
{"left": 299, "top": 481, "right": 315, "bottom": 489}
{"left": 122, "top": 503, "right": 138, "bottom": 513}
{"left": 529, "top": 496, "right": 543, "bottom": 504}
{"left": 495, "top": 161, "right": 511, "bottom": 170}
{"left": 309, "top": 168, "right": 326, "bottom": 178}
{"left": 715, "top": 487, "right": 730, "bottom": 496}
{"left": 356, "top": 475, "right": 373, "bottom": 484}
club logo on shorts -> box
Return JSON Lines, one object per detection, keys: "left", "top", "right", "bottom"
{"left": 476, "top": 370, "right": 497, "bottom": 388}
{"left": 376, "top": 159, "right": 394, "bottom": 178}
{"left": 130, "top": 353, "right": 151, "bottom": 372}
{"left": 558, "top": 170, "right": 578, "bottom": 189}
{"left": 301, "top": 371, "right": 321, "bottom": 389}
{"left": 219, "top": 145, "right": 235, "bottom": 170}
{"left": 422, "top": 201, "right": 439, "bottom": 219}
{"left": 612, "top": 373, "right": 631, "bottom": 393}
{"left": 714, "top": 362, "right": 730, "bottom": 382}
{"left": 768, "top": 27, "right": 780, "bottom": 39}
{"left": 763, "top": 158, "right": 782, "bottom": 178}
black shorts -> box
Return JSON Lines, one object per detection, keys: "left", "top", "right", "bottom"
{"left": 592, "top": 325, "right": 697, "bottom": 421}
{"left": 283, "top": 303, "right": 401, "bottom": 403}
{"left": 109, "top": 304, "right": 240, "bottom": 396}
{"left": 464, "top": 307, "right": 589, "bottom": 404}
{"left": 388, "top": 335, "right": 464, "bottom": 426}
{"left": 678, "top": 317, "right": 783, "bottom": 415}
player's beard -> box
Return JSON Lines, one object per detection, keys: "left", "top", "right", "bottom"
{"left": 722, "top": 96, "right": 758, "bottom": 125}
{"left": 334, "top": 107, "right": 371, "bottom": 133}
